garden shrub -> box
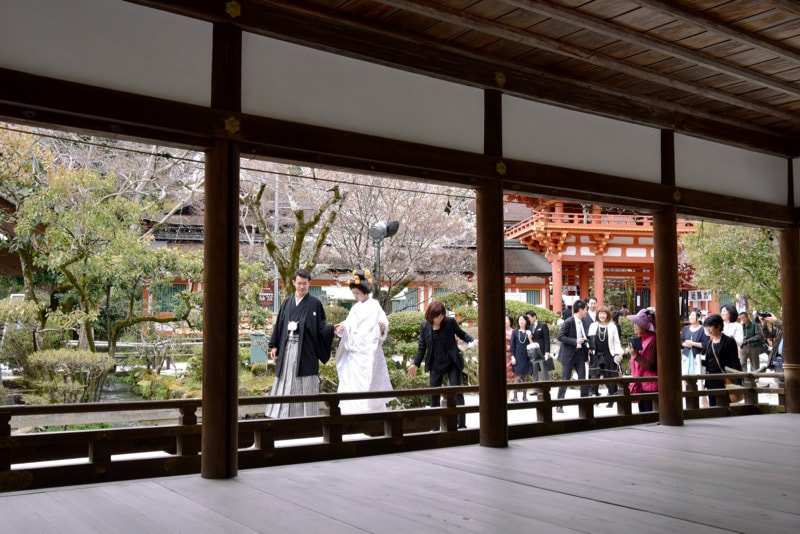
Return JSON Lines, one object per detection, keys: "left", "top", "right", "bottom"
{"left": 435, "top": 291, "right": 473, "bottom": 311}
{"left": 27, "top": 349, "right": 115, "bottom": 403}
{"left": 0, "top": 299, "right": 39, "bottom": 374}
{"left": 323, "top": 304, "right": 349, "bottom": 326}
{"left": 387, "top": 311, "right": 425, "bottom": 343}
{"left": 453, "top": 304, "right": 478, "bottom": 322}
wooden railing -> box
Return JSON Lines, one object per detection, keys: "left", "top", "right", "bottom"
{"left": 0, "top": 372, "right": 784, "bottom": 492}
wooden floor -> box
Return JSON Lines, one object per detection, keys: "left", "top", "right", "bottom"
{"left": 2, "top": 413, "right": 798, "bottom": 533}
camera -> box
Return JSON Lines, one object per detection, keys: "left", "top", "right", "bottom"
{"left": 756, "top": 312, "right": 771, "bottom": 318}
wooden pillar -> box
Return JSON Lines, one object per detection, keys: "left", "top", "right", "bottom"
{"left": 477, "top": 180, "right": 507, "bottom": 447}
{"left": 202, "top": 22, "right": 241, "bottom": 479}
{"left": 654, "top": 207, "right": 682, "bottom": 425}
{"left": 478, "top": 88, "right": 507, "bottom": 447}
{"left": 655, "top": 129, "right": 682, "bottom": 425}
{"left": 593, "top": 254, "right": 604, "bottom": 306}
{"left": 544, "top": 276, "right": 551, "bottom": 310}
{"left": 779, "top": 228, "right": 800, "bottom": 413}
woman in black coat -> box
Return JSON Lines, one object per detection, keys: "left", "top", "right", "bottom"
{"left": 703, "top": 314, "right": 743, "bottom": 407}
{"left": 408, "top": 300, "right": 476, "bottom": 429}
{"left": 508, "top": 314, "right": 534, "bottom": 401}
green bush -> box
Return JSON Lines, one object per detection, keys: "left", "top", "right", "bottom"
{"left": 387, "top": 368, "right": 430, "bottom": 409}
{"left": 388, "top": 311, "right": 425, "bottom": 343}
{"left": 324, "top": 304, "right": 350, "bottom": 326}
{"left": 453, "top": 305, "right": 478, "bottom": 322}
{"left": 250, "top": 362, "right": 268, "bottom": 376}
{"left": 436, "top": 292, "right": 473, "bottom": 311}
{"left": 505, "top": 302, "right": 559, "bottom": 341}
{"left": 0, "top": 299, "right": 39, "bottom": 374}
{"left": 27, "top": 349, "right": 115, "bottom": 403}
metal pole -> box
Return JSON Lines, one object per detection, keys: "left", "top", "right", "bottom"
{"left": 374, "top": 238, "right": 382, "bottom": 304}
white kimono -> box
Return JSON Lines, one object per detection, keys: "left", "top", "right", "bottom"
{"left": 335, "top": 296, "right": 393, "bottom": 413}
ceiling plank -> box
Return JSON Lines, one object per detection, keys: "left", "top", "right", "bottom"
{"left": 503, "top": 0, "right": 800, "bottom": 97}
{"left": 370, "top": 0, "right": 800, "bottom": 123}
{"left": 632, "top": 0, "right": 800, "bottom": 64}
{"left": 769, "top": 0, "right": 800, "bottom": 18}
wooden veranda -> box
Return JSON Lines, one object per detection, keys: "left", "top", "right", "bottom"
{"left": 1, "top": 0, "right": 799, "bottom": 500}
{"left": 2, "top": 413, "right": 798, "bottom": 533}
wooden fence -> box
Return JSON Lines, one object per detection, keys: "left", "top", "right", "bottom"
{"left": 0, "top": 372, "right": 784, "bottom": 492}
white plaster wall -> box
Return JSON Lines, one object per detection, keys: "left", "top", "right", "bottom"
{"left": 676, "top": 135, "right": 787, "bottom": 204}
{"left": 0, "top": 0, "right": 212, "bottom": 106}
{"left": 502, "top": 95, "right": 661, "bottom": 182}
{"left": 241, "top": 33, "right": 484, "bottom": 153}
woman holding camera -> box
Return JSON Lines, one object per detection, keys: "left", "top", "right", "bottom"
{"left": 624, "top": 308, "right": 658, "bottom": 412}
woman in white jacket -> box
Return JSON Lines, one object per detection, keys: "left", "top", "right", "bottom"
{"left": 587, "top": 306, "right": 624, "bottom": 406}
{"left": 333, "top": 269, "right": 393, "bottom": 414}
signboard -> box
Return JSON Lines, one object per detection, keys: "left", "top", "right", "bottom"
{"left": 688, "top": 290, "right": 711, "bottom": 302}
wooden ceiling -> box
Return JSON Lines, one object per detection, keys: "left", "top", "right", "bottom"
{"left": 249, "top": 0, "right": 800, "bottom": 156}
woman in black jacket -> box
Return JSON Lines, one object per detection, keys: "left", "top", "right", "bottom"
{"left": 408, "top": 300, "right": 476, "bottom": 429}
{"left": 703, "top": 314, "right": 743, "bottom": 407}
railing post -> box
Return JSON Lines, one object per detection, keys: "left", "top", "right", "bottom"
{"left": 178, "top": 405, "right": 199, "bottom": 456}
{"left": 89, "top": 433, "right": 112, "bottom": 476}
{"left": 684, "top": 377, "right": 699, "bottom": 410}
{"left": 323, "top": 399, "right": 343, "bottom": 443}
{"left": 0, "top": 410, "right": 10, "bottom": 471}
{"left": 441, "top": 391, "right": 457, "bottom": 432}
{"left": 618, "top": 379, "right": 633, "bottom": 416}
{"left": 536, "top": 386, "right": 552, "bottom": 423}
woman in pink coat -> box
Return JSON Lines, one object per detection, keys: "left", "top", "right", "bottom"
{"left": 624, "top": 308, "right": 657, "bottom": 412}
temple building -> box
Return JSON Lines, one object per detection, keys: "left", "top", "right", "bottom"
{"left": 505, "top": 197, "right": 699, "bottom": 314}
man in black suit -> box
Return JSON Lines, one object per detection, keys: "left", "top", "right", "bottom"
{"left": 555, "top": 299, "right": 592, "bottom": 412}
{"left": 408, "top": 300, "right": 476, "bottom": 429}
{"left": 526, "top": 310, "right": 551, "bottom": 382}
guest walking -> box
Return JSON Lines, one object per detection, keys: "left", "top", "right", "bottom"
{"left": 408, "top": 301, "right": 477, "bottom": 429}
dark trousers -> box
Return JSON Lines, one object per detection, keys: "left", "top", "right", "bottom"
{"left": 638, "top": 399, "right": 654, "bottom": 412}
{"left": 557, "top": 356, "right": 589, "bottom": 399}
{"left": 430, "top": 365, "right": 466, "bottom": 428}
{"left": 589, "top": 354, "right": 618, "bottom": 396}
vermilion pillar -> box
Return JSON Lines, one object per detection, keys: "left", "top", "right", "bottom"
{"left": 552, "top": 257, "right": 563, "bottom": 314}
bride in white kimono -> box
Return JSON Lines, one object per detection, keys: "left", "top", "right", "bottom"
{"left": 333, "top": 269, "right": 394, "bottom": 414}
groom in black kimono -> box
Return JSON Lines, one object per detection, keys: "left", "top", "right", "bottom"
{"left": 267, "top": 268, "right": 334, "bottom": 417}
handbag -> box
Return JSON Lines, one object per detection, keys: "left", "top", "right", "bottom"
{"left": 710, "top": 342, "right": 743, "bottom": 403}
{"left": 542, "top": 356, "right": 556, "bottom": 372}
{"left": 526, "top": 341, "right": 542, "bottom": 361}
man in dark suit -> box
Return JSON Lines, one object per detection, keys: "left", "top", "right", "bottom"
{"left": 408, "top": 300, "right": 476, "bottom": 429}
{"left": 526, "top": 310, "right": 551, "bottom": 382}
{"left": 555, "top": 299, "right": 592, "bottom": 412}
{"left": 267, "top": 268, "right": 334, "bottom": 418}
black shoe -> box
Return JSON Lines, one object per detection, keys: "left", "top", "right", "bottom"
{"left": 606, "top": 402, "right": 614, "bottom": 408}
{"left": 555, "top": 406, "right": 564, "bottom": 413}
{"left": 457, "top": 424, "right": 467, "bottom": 429}
{"left": 431, "top": 427, "right": 440, "bottom": 432}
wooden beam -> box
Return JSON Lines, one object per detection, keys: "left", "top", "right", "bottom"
{"left": 121, "top": 0, "right": 796, "bottom": 155}
{"left": 632, "top": 0, "right": 800, "bottom": 65}
{"left": 372, "top": 0, "right": 800, "bottom": 123}
{"left": 505, "top": 0, "right": 800, "bottom": 98}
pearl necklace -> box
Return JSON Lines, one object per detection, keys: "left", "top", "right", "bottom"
{"left": 517, "top": 329, "right": 527, "bottom": 343}
{"left": 598, "top": 325, "right": 607, "bottom": 342}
